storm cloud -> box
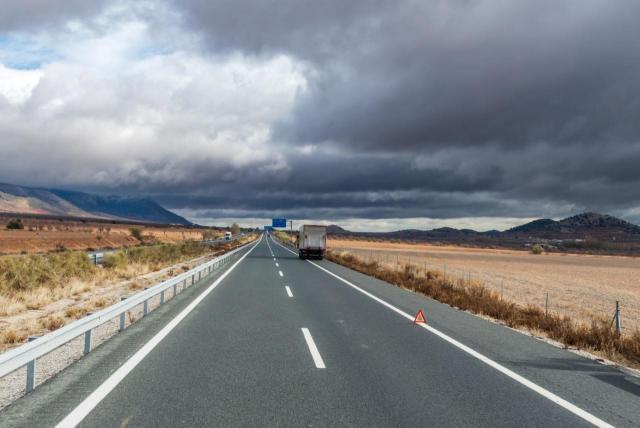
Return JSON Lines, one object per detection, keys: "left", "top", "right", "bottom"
{"left": 2, "top": 0, "right": 640, "bottom": 229}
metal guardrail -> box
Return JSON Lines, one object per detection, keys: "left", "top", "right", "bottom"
{"left": 87, "top": 236, "right": 242, "bottom": 265}
{"left": 0, "top": 238, "right": 258, "bottom": 392}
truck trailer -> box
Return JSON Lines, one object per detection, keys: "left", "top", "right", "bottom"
{"left": 298, "top": 225, "right": 327, "bottom": 259}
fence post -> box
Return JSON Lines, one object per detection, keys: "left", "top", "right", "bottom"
{"left": 84, "top": 313, "right": 93, "bottom": 355}
{"left": 614, "top": 300, "right": 621, "bottom": 334}
{"left": 26, "top": 336, "right": 37, "bottom": 393}
{"left": 545, "top": 293, "right": 549, "bottom": 316}
{"left": 119, "top": 297, "right": 126, "bottom": 332}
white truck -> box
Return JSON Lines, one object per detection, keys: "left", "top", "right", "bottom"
{"left": 224, "top": 231, "right": 232, "bottom": 240}
{"left": 298, "top": 225, "right": 327, "bottom": 259}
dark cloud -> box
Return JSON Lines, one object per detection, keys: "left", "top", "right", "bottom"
{"left": 159, "top": 0, "right": 640, "bottom": 225}
{"left": 0, "top": 0, "right": 108, "bottom": 32}
{"left": 3, "top": 1, "right": 640, "bottom": 227}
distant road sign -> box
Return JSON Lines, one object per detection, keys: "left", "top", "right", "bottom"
{"left": 272, "top": 218, "right": 287, "bottom": 228}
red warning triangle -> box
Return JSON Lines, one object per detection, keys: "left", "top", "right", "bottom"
{"left": 413, "top": 309, "right": 426, "bottom": 324}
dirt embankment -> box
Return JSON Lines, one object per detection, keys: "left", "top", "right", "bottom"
{"left": 0, "top": 216, "right": 220, "bottom": 254}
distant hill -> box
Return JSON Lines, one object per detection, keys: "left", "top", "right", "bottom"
{"left": 328, "top": 212, "right": 640, "bottom": 242}
{"left": 506, "top": 212, "right": 640, "bottom": 237}
{"left": 0, "top": 182, "right": 191, "bottom": 225}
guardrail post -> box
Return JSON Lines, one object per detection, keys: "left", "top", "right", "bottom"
{"left": 26, "top": 336, "right": 37, "bottom": 393}
{"left": 160, "top": 290, "right": 165, "bottom": 305}
{"left": 84, "top": 313, "right": 93, "bottom": 355}
{"left": 173, "top": 283, "right": 177, "bottom": 297}
{"left": 192, "top": 274, "right": 195, "bottom": 286}
{"left": 119, "top": 297, "right": 127, "bottom": 332}
{"left": 143, "top": 288, "right": 148, "bottom": 316}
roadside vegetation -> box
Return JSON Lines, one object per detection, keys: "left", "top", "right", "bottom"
{"left": 530, "top": 244, "right": 544, "bottom": 255}
{"left": 5, "top": 219, "right": 24, "bottom": 230}
{"left": 327, "top": 250, "right": 640, "bottom": 368}
{"left": 274, "top": 230, "right": 296, "bottom": 246}
{"left": 0, "top": 235, "right": 256, "bottom": 349}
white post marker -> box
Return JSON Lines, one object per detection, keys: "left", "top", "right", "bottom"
{"left": 269, "top": 236, "right": 613, "bottom": 428}
{"left": 301, "top": 328, "right": 325, "bottom": 369}
{"left": 285, "top": 286, "right": 293, "bottom": 298}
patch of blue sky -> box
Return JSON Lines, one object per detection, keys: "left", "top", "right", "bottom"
{"left": 0, "top": 35, "right": 59, "bottom": 70}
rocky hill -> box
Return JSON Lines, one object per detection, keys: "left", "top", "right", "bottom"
{"left": 0, "top": 182, "right": 191, "bottom": 225}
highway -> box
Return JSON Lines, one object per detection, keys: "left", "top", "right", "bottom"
{"left": 2, "top": 234, "right": 639, "bottom": 427}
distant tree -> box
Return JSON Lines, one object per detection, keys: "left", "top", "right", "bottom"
{"left": 129, "top": 227, "right": 143, "bottom": 241}
{"left": 6, "top": 219, "right": 24, "bottom": 230}
{"left": 231, "top": 223, "right": 241, "bottom": 235}
{"left": 531, "top": 244, "right": 544, "bottom": 255}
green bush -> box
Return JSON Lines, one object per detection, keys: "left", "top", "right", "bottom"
{"left": 531, "top": 244, "right": 544, "bottom": 255}
{"left": 129, "top": 227, "right": 143, "bottom": 241}
{"left": 6, "top": 219, "right": 24, "bottom": 230}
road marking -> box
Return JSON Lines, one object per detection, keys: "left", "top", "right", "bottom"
{"left": 54, "top": 236, "right": 263, "bottom": 428}
{"left": 275, "top": 262, "right": 279, "bottom": 267}
{"left": 301, "top": 328, "right": 325, "bottom": 369}
{"left": 273, "top": 257, "right": 276, "bottom": 261}
{"left": 270, "top": 237, "right": 613, "bottom": 428}
{"left": 279, "top": 270, "right": 283, "bottom": 277}
{"left": 285, "top": 286, "right": 293, "bottom": 298}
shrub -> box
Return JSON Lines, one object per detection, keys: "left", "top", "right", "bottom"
{"left": 531, "top": 244, "right": 544, "bottom": 255}
{"left": 129, "top": 227, "right": 143, "bottom": 241}
{"left": 0, "top": 251, "right": 95, "bottom": 293}
{"left": 5, "top": 219, "right": 24, "bottom": 230}
{"left": 102, "top": 251, "right": 128, "bottom": 269}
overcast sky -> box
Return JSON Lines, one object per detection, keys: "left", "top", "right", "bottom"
{"left": 1, "top": 1, "right": 639, "bottom": 231}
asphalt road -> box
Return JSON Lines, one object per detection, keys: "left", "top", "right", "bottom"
{"left": 2, "top": 234, "right": 639, "bottom": 427}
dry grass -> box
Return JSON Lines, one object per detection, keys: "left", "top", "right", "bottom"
{"left": 327, "top": 250, "right": 640, "bottom": 367}
{"left": 0, "top": 235, "right": 257, "bottom": 350}
{"left": 0, "top": 328, "right": 26, "bottom": 345}
{"left": 39, "top": 316, "right": 65, "bottom": 331}
{"left": 329, "top": 239, "right": 640, "bottom": 331}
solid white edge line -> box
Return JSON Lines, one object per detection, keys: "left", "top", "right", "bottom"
{"left": 278, "top": 270, "right": 283, "bottom": 277}
{"left": 270, "top": 237, "right": 613, "bottom": 428}
{"left": 301, "top": 328, "right": 325, "bottom": 369}
{"left": 55, "top": 235, "right": 263, "bottom": 428}
{"left": 285, "top": 286, "right": 293, "bottom": 298}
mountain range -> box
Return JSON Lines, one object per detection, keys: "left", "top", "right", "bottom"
{"left": 0, "top": 182, "right": 191, "bottom": 225}
{"left": 328, "top": 212, "right": 640, "bottom": 241}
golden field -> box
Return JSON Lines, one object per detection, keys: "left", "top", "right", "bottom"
{"left": 328, "top": 238, "right": 640, "bottom": 332}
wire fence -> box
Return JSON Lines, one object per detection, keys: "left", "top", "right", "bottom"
{"left": 331, "top": 247, "right": 638, "bottom": 334}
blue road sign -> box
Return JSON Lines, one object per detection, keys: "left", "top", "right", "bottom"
{"left": 272, "top": 218, "right": 287, "bottom": 228}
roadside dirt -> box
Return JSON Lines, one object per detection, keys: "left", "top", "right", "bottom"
{"left": 0, "top": 217, "right": 216, "bottom": 254}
